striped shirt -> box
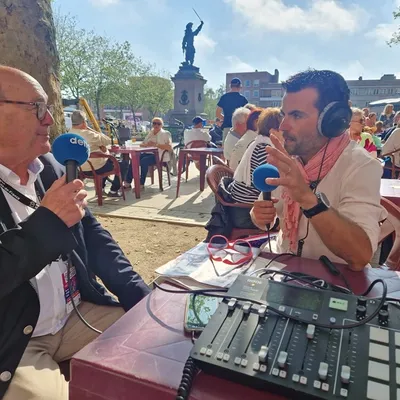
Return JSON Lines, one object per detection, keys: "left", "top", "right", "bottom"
{"left": 229, "top": 143, "right": 269, "bottom": 204}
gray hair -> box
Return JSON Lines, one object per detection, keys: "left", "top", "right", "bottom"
{"left": 232, "top": 107, "right": 251, "bottom": 126}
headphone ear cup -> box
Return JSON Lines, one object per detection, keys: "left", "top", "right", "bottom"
{"left": 319, "top": 102, "right": 352, "bottom": 138}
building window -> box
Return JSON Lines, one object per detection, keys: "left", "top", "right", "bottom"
{"left": 245, "top": 80, "right": 251, "bottom": 87}
{"left": 253, "top": 90, "right": 260, "bottom": 98}
{"left": 253, "top": 79, "right": 260, "bottom": 87}
{"left": 271, "top": 89, "right": 282, "bottom": 97}
{"left": 244, "top": 90, "right": 250, "bottom": 98}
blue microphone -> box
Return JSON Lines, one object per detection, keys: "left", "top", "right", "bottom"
{"left": 253, "top": 164, "right": 280, "bottom": 201}
{"left": 52, "top": 133, "right": 90, "bottom": 183}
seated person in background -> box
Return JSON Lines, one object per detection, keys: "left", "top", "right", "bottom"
{"left": 205, "top": 108, "right": 282, "bottom": 240}
{"left": 380, "top": 104, "right": 395, "bottom": 129}
{"left": 184, "top": 116, "right": 212, "bottom": 170}
{"left": 365, "top": 112, "right": 377, "bottom": 129}
{"left": 209, "top": 118, "right": 223, "bottom": 144}
{"left": 375, "top": 121, "right": 384, "bottom": 135}
{"left": 184, "top": 116, "right": 211, "bottom": 145}
{"left": 381, "top": 111, "right": 400, "bottom": 142}
{"left": 70, "top": 110, "right": 128, "bottom": 197}
{"left": 125, "top": 117, "right": 172, "bottom": 190}
{"left": 382, "top": 125, "right": 400, "bottom": 178}
{"left": 229, "top": 108, "right": 263, "bottom": 171}
{"left": 223, "top": 107, "right": 251, "bottom": 165}
{"left": 250, "top": 69, "right": 386, "bottom": 271}
{"left": 349, "top": 108, "right": 377, "bottom": 157}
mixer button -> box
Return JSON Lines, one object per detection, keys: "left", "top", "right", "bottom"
{"left": 242, "top": 301, "right": 252, "bottom": 314}
{"left": 340, "top": 365, "right": 351, "bottom": 384}
{"left": 369, "top": 326, "right": 389, "bottom": 344}
{"left": 318, "top": 362, "right": 329, "bottom": 381}
{"left": 340, "top": 388, "right": 348, "bottom": 398}
{"left": 258, "top": 305, "right": 267, "bottom": 318}
{"left": 321, "top": 383, "right": 329, "bottom": 392}
{"left": 368, "top": 360, "right": 389, "bottom": 382}
{"left": 396, "top": 367, "right": 400, "bottom": 385}
{"left": 396, "top": 349, "right": 400, "bottom": 364}
{"left": 312, "top": 314, "right": 318, "bottom": 321}
{"left": 367, "top": 380, "right": 390, "bottom": 400}
{"left": 253, "top": 363, "right": 260, "bottom": 371}
{"left": 200, "top": 347, "right": 207, "bottom": 355}
{"left": 313, "top": 380, "right": 321, "bottom": 389}
{"left": 272, "top": 368, "right": 279, "bottom": 376}
{"left": 258, "top": 345, "right": 269, "bottom": 363}
{"left": 228, "top": 298, "right": 237, "bottom": 310}
{"left": 369, "top": 343, "right": 389, "bottom": 361}
{"left": 216, "top": 352, "right": 223, "bottom": 360}
{"left": 278, "top": 305, "right": 286, "bottom": 312}
{"left": 279, "top": 370, "right": 287, "bottom": 379}
{"left": 234, "top": 357, "right": 241, "bottom": 365}
{"left": 260, "top": 364, "right": 267, "bottom": 373}
{"left": 277, "top": 351, "right": 288, "bottom": 368}
{"left": 300, "top": 376, "right": 307, "bottom": 385}
{"left": 395, "top": 332, "right": 400, "bottom": 347}
{"left": 306, "top": 324, "right": 315, "bottom": 339}
{"left": 206, "top": 349, "right": 213, "bottom": 357}
{"left": 292, "top": 374, "right": 300, "bottom": 383}
{"left": 241, "top": 359, "right": 248, "bottom": 368}
{"left": 329, "top": 317, "right": 336, "bottom": 324}
{"left": 223, "top": 354, "right": 230, "bottom": 362}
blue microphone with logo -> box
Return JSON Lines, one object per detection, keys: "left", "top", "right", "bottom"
{"left": 253, "top": 164, "right": 280, "bottom": 230}
{"left": 52, "top": 133, "right": 90, "bottom": 183}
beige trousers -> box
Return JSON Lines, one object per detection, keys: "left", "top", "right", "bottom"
{"left": 3, "top": 302, "right": 125, "bottom": 400}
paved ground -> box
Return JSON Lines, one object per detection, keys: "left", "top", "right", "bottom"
{"left": 85, "top": 166, "right": 215, "bottom": 226}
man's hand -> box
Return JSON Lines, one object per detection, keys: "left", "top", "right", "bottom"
{"left": 265, "top": 134, "right": 317, "bottom": 209}
{"left": 40, "top": 176, "right": 87, "bottom": 228}
{"left": 250, "top": 198, "right": 279, "bottom": 228}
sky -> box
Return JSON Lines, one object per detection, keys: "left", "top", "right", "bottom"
{"left": 53, "top": 0, "right": 400, "bottom": 89}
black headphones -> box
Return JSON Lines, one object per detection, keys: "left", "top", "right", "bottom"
{"left": 317, "top": 101, "right": 352, "bottom": 138}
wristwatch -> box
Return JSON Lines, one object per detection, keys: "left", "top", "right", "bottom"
{"left": 302, "top": 192, "right": 330, "bottom": 219}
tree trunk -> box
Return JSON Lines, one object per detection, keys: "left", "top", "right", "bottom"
{"left": 95, "top": 95, "right": 101, "bottom": 121}
{"left": 0, "top": 0, "right": 64, "bottom": 142}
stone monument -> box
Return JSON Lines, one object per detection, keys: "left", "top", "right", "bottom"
{"left": 169, "top": 20, "right": 207, "bottom": 126}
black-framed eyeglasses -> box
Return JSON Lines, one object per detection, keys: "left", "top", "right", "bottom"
{"left": 0, "top": 100, "right": 54, "bottom": 121}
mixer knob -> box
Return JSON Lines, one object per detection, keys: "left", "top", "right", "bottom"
{"left": 306, "top": 324, "right": 315, "bottom": 339}
{"left": 378, "top": 310, "right": 389, "bottom": 327}
{"left": 277, "top": 351, "right": 288, "bottom": 368}
{"left": 318, "top": 362, "right": 329, "bottom": 381}
{"left": 341, "top": 365, "right": 351, "bottom": 384}
{"left": 258, "top": 345, "right": 269, "bottom": 363}
{"left": 381, "top": 302, "right": 389, "bottom": 312}
{"left": 357, "top": 297, "right": 367, "bottom": 307}
{"left": 356, "top": 305, "right": 367, "bottom": 320}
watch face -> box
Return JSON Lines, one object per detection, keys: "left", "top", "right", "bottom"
{"left": 319, "top": 192, "right": 330, "bottom": 207}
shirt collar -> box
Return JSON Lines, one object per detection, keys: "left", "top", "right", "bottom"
{"left": 0, "top": 158, "right": 44, "bottom": 186}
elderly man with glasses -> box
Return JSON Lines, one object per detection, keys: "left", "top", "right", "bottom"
{"left": 0, "top": 66, "right": 150, "bottom": 400}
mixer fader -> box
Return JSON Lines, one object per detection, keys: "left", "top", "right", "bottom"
{"left": 191, "top": 275, "right": 400, "bottom": 399}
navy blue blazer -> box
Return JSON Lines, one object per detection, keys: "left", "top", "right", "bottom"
{"left": 0, "top": 153, "right": 150, "bottom": 398}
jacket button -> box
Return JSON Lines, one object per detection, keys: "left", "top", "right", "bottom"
{"left": 23, "top": 325, "right": 33, "bottom": 335}
{"left": 0, "top": 371, "right": 11, "bottom": 382}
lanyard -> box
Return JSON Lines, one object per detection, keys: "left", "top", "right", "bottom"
{"left": 0, "top": 177, "right": 41, "bottom": 210}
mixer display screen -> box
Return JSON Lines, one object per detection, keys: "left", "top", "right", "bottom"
{"left": 267, "top": 283, "right": 323, "bottom": 312}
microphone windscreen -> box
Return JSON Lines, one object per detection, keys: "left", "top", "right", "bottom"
{"left": 52, "top": 133, "right": 90, "bottom": 167}
{"left": 253, "top": 164, "right": 280, "bottom": 192}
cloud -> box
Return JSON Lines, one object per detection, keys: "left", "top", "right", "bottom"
{"left": 225, "top": 0, "right": 368, "bottom": 35}
{"left": 337, "top": 60, "right": 366, "bottom": 80}
{"left": 195, "top": 34, "right": 217, "bottom": 53}
{"left": 366, "top": 23, "right": 397, "bottom": 45}
{"left": 225, "top": 56, "right": 255, "bottom": 72}
{"left": 89, "top": 0, "right": 120, "bottom": 6}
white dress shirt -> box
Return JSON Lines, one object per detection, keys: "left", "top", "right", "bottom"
{"left": 184, "top": 128, "right": 211, "bottom": 145}
{"left": 229, "top": 130, "right": 258, "bottom": 171}
{"left": 223, "top": 129, "right": 241, "bottom": 162}
{"left": 0, "top": 160, "right": 71, "bottom": 337}
{"left": 143, "top": 129, "right": 172, "bottom": 162}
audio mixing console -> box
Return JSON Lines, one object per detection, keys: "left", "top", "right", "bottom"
{"left": 191, "top": 275, "right": 399, "bottom": 399}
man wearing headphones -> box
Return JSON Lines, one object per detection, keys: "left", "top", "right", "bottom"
{"left": 250, "top": 70, "right": 386, "bottom": 271}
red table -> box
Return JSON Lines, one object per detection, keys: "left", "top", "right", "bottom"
{"left": 69, "top": 255, "right": 400, "bottom": 400}
{"left": 112, "top": 146, "right": 163, "bottom": 199}
{"left": 381, "top": 178, "right": 400, "bottom": 207}
{"left": 176, "top": 147, "right": 224, "bottom": 197}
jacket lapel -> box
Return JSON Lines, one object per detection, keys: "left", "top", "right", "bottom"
{"left": 0, "top": 188, "right": 16, "bottom": 233}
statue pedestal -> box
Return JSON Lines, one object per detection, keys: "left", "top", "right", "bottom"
{"left": 169, "top": 64, "right": 207, "bottom": 126}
